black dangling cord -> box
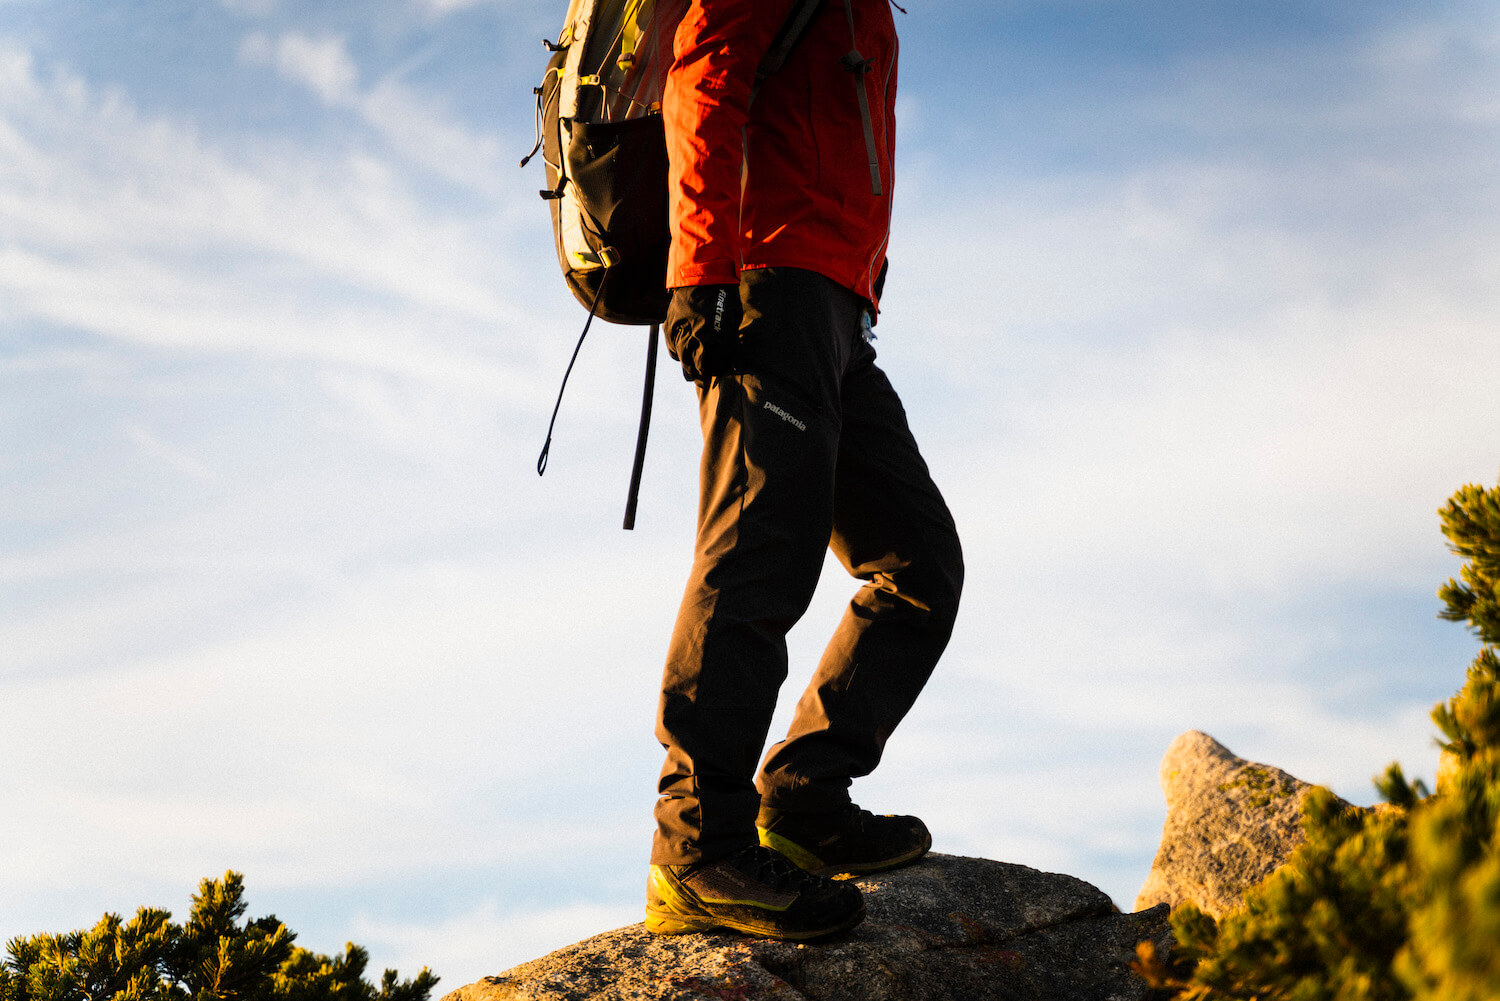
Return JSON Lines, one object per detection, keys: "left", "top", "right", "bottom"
{"left": 621, "top": 322, "right": 659, "bottom": 530}
{"left": 537, "top": 271, "right": 609, "bottom": 476}
{"left": 519, "top": 86, "right": 545, "bottom": 168}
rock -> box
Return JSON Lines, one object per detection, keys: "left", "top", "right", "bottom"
{"left": 444, "top": 854, "right": 1170, "bottom": 1001}
{"left": 1135, "top": 730, "right": 1316, "bottom": 918}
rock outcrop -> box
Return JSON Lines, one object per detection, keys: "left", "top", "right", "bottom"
{"left": 1135, "top": 730, "right": 1316, "bottom": 918}
{"left": 445, "top": 854, "right": 1170, "bottom": 1001}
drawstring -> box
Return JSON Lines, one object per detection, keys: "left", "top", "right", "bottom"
{"left": 537, "top": 268, "right": 609, "bottom": 476}
{"left": 519, "top": 84, "right": 545, "bottom": 168}
{"left": 536, "top": 268, "right": 660, "bottom": 532}
{"left": 520, "top": 37, "right": 564, "bottom": 168}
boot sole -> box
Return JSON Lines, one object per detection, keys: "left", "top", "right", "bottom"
{"left": 759, "top": 829, "right": 933, "bottom": 878}
{"left": 644, "top": 900, "right": 865, "bottom": 940}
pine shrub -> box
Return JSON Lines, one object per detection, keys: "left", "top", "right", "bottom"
{"left": 1138, "top": 478, "right": 1500, "bottom": 1001}
{"left": 0, "top": 872, "right": 437, "bottom": 1001}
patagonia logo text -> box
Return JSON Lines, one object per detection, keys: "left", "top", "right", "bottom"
{"left": 762, "top": 400, "right": 807, "bottom": 431}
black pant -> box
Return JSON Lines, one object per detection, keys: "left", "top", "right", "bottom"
{"left": 652, "top": 267, "right": 963, "bottom": 866}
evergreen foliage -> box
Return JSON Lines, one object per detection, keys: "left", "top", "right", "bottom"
{"left": 1136, "top": 479, "right": 1500, "bottom": 1000}
{"left": 1438, "top": 484, "right": 1500, "bottom": 646}
{"left": 0, "top": 873, "right": 437, "bottom": 1001}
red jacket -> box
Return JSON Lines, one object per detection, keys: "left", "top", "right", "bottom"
{"left": 664, "top": 0, "right": 898, "bottom": 306}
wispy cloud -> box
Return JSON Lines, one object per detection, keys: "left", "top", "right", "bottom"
{"left": 410, "top": 0, "right": 504, "bottom": 16}
{"left": 350, "top": 900, "right": 642, "bottom": 986}
{"left": 123, "top": 425, "right": 221, "bottom": 486}
{"left": 238, "top": 30, "right": 510, "bottom": 197}
{"left": 242, "top": 31, "right": 358, "bottom": 103}
{"left": 0, "top": 45, "right": 532, "bottom": 383}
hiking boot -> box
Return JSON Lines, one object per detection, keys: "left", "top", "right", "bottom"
{"left": 758, "top": 804, "right": 932, "bottom": 877}
{"left": 645, "top": 844, "right": 865, "bottom": 939}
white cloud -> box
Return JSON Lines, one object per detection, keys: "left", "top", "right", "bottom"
{"left": 351, "top": 901, "right": 641, "bottom": 987}
{"left": 275, "top": 32, "right": 360, "bottom": 102}
{"left": 124, "top": 425, "right": 221, "bottom": 485}
{"left": 241, "top": 31, "right": 359, "bottom": 104}
{"left": 0, "top": 44, "right": 538, "bottom": 387}
{"left": 237, "top": 30, "right": 509, "bottom": 197}
{"left": 412, "top": 0, "right": 496, "bottom": 13}
{"left": 934, "top": 299, "right": 1500, "bottom": 589}
{"left": 0, "top": 554, "right": 675, "bottom": 885}
{"left": 357, "top": 77, "right": 509, "bottom": 196}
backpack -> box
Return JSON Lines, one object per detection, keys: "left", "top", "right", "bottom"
{"left": 522, "top": 0, "right": 830, "bottom": 527}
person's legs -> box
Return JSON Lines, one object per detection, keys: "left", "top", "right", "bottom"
{"left": 652, "top": 268, "right": 863, "bottom": 867}
{"left": 756, "top": 335, "right": 964, "bottom": 822}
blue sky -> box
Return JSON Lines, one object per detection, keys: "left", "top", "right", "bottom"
{"left": 3, "top": 0, "right": 1499, "bottom": 989}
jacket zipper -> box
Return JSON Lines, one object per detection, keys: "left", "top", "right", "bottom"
{"left": 865, "top": 32, "right": 897, "bottom": 301}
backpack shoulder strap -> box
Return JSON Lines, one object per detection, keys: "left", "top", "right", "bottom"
{"left": 836, "top": 0, "right": 883, "bottom": 196}
{"left": 756, "top": 0, "right": 829, "bottom": 85}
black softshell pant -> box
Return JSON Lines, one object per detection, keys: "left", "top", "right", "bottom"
{"left": 652, "top": 267, "right": 964, "bottom": 866}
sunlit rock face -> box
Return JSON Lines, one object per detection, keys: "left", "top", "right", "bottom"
{"left": 445, "top": 854, "right": 1170, "bottom": 1001}
{"left": 1136, "top": 730, "right": 1317, "bottom": 918}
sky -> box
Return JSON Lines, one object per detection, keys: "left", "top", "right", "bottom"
{"left": 3, "top": 0, "right": 1499, "bottom": 990}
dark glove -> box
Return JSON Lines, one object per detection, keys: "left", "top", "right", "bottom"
{"left": 665, "top": 283, "right": 742, "bottom": 383}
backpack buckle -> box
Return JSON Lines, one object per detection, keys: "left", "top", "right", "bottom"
{"left": 840, "top": 51, "right": 872, "bottom": 75}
